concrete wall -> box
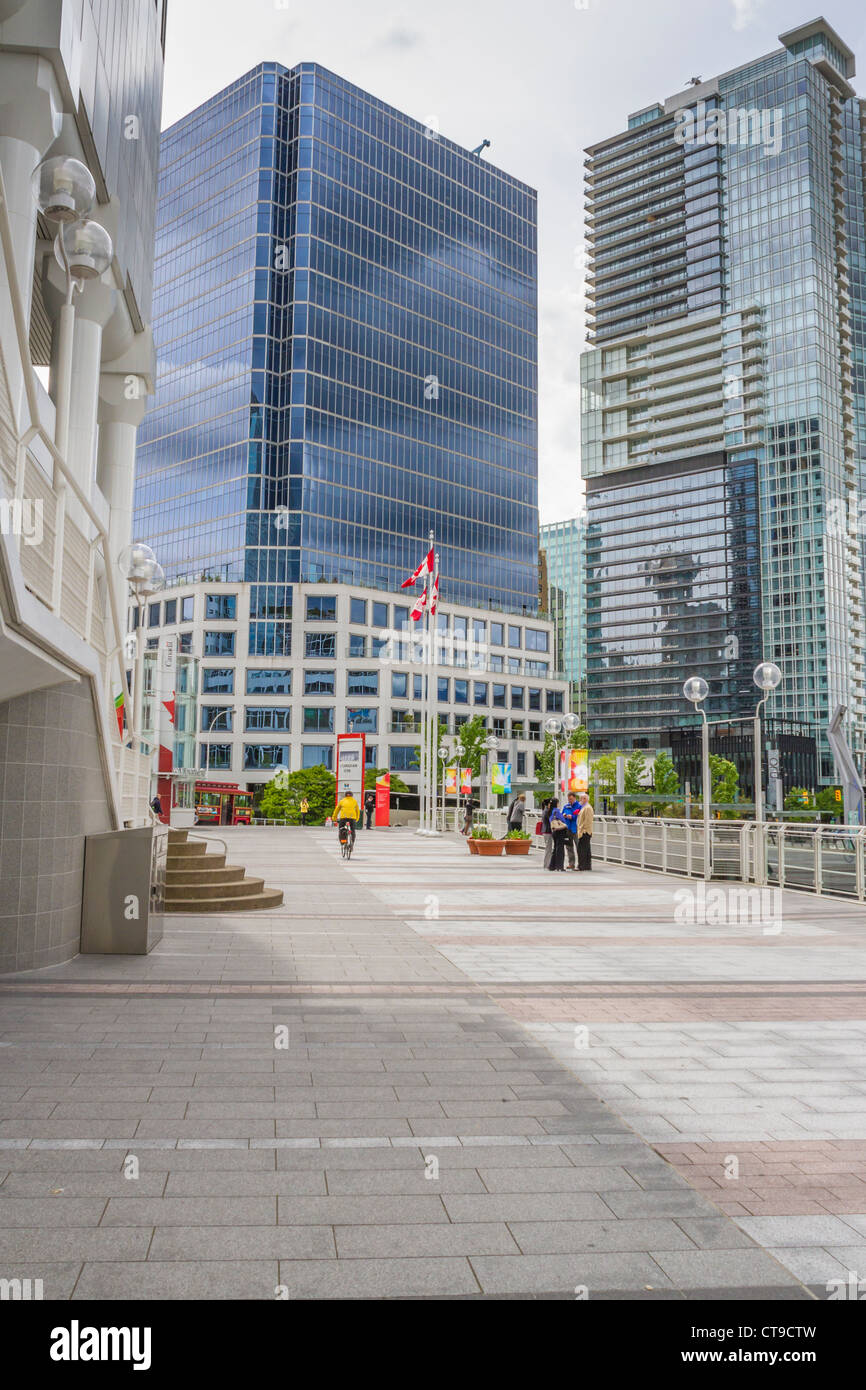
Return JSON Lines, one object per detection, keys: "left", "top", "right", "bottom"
{"left": 0, "top": 680, "right": 111, "bottom": 973}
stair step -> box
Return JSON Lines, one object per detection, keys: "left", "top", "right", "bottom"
{"left": 166, "top": 841, "right": 208, "bottom": 858}
{"left": 166, "top": 877, "right": 266, "bottom": 902}
{"left": 165, "top": 889, "right": 284, "bottom": 914}
{"left": 166, "top": 865, "right": 244, "bottom": 885}
{"left": 168, "top": 830, "right": 189, "bottom": 844}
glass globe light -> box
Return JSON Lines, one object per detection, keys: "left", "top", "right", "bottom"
{"left": 753, "top": 661, "right": 782, "bottom": 693}
{"left": 562, "top": 713, "right": 580, "bottom": 732}
{"left": 32, "top": 155, "right": 95, "bottom": 222}
{"left": 54, "top": 219, "right": 113, "bottom": 280}
{"left": 484, "top": 735, "right": 500, "bottom": 752}
{"left": 683, "top": 676, "right": 709, "bottom": 704}
{"left": 119, "top": 542, "right": 157, "bottom": 585}
{"left": 544, "top": 716, "right": 563, "bottom": 736}
{"left": 137, "top": 563, "right": 165, "bottom": 599}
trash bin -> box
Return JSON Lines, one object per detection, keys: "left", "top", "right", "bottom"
{"left": 80, "top": 824, "right": 167, "bottom": 954}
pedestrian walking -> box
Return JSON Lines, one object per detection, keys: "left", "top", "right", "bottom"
{"left": 363, "top": 788, "right": 376, "bottom": 830}
{"left": 461, "top": 797, "right": 476, "bottom": 836}
{"left": 547, "top": 798, "right": 568, "bottom": 871}
{"left": 506, "top": 792, "right": 526, "bottom": 832}
{"left": 299, "top": 797, "right": 309, "bottom": 826}
{"left": 577, "top": 793, "right": 594, "bottom": 871}
{"left": 561, "top": 791, "right": 579, "bottom": 869}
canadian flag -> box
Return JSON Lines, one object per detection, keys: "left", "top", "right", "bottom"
{"left": 410, "top": 587, "right": 428, "bottom": 622}
{"left": 430, "top": 565, "right": 440, "bottom": 616}
{"left": 401, "top": 547, "right": 435, "bottom": 589}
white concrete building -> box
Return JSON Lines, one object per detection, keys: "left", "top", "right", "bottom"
{"left": 135, "top": 579, "right": 570, "bottom": 798}
{"left": 0, "top": 1, "right": 166, "bottom": 971}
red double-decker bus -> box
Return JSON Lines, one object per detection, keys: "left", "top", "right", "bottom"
{"left": 194, "top": 781, "right": 252, "bottom": 826}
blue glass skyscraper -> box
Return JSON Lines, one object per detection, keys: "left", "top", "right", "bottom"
{"left": 135, "top": 61, "right": 540, "bottom": 652}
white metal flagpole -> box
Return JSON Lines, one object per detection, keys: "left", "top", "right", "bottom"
{"left": 426, "top": 532, "right": 435, "bottom": 835}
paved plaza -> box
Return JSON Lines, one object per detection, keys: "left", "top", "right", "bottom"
{"left": 1, "top": 827, "right": 865, "bottom": 1299}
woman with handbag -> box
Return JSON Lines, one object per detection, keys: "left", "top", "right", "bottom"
{"left": 547, "top": 798, "right": 568, "bottom": 871}
{"left": 539, "top": 799, "right": 553, "bottom": 869}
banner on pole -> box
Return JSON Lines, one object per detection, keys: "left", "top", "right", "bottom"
{"left": 460, "top": 768, "right": 472, "bottom": 795}
{"left": 559, "top": 748, "right": 589, "bottom": 797}
{"left": 375, "top": 771, "right": 390, "bottom": 827}
{"left": 491, "top": 763, "right": 512, "bottom": 796}
{"left": 444, "top": 767, "right": 457, "bottom": 794}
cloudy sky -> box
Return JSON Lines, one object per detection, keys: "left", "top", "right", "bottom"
{"left": 161, "top": 0, "right": 866, "bottom": 525}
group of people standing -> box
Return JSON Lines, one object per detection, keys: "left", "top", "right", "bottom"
{"left": 540, "top": 792, "right": 594, "bottom": 872}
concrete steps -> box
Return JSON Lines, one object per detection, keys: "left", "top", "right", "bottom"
{"left": 163, "top": 830, "right": 283, "bottom": 914}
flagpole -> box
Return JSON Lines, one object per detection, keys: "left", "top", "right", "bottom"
{"left": 426, "top": 530, "right": 435, "bottom": 835}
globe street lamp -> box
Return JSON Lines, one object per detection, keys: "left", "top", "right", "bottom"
{"left": 482, "top": 733, "right": 501, "bottom": 818}
{"left": 119, "top": 543, "right": 164, "bottom": 756}
{"left": 753, "top": 661, "right": 782, "bottom": 880}
{"left": 683, "top": 676, "right": 711, "bottom": 879}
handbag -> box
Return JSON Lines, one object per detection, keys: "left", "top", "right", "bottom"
{"left": 551, "top": 818, "right": 566, "bottom": 833}
{"left": 535, "top": 819, "right": 543, "bottom": 835}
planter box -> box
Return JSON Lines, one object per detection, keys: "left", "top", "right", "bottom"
{"left": 467, "top": 838, "right": 479, "bottom": 854}
{"left": 503, "top": 839, "right": 531, "bottom": 855}
{"left": 473, "top": 840, "right": 504, "bottom": 857}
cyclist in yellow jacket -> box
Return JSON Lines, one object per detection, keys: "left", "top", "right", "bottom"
{"left": 335, "top": 790, "right": 360, "bottom": 849}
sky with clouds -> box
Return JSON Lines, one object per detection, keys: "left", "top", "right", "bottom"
{"left": 161, "top": 0, "right": 866, "bottom": 525}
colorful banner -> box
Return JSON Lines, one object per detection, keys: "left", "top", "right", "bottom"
{"left": 444, "top": 767, "right": 458, "bottom": 794}
{"left": 460, "top": 768, "right": 473, "bottom": 795}
{"left": 375, "top": 771, "right": 390, "bottom": 827}
{"left": 559, "top": 748, "right": 589, "bottom": 797}
{"left": 491, "top": 762, "right": 512, "bottom": 796}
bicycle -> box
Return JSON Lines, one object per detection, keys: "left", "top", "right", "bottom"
{"left": 338, "top": 821, "right": 354, "bottom": 860}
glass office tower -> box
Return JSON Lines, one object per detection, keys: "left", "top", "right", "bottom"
{"left": 540, "top": 517, "right": 588, "bottom": 717}
{"left": 580, "top": 20, "right": 866, "bottom": 775}
{"left": 135, "top": 61, "right": 540, "bottom": 647}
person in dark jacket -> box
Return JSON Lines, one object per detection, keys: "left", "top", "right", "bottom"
{"left": 540, "top": 798, "right": 554, "bottom": 868}
{"left": 547, "top": 799, "right": 568, "bottom": 871}
{"left": 560, "top": 791, "right": 579, "bottom": 869}
{"left": 363, "top": 789, "right": 376, "bottom": 830}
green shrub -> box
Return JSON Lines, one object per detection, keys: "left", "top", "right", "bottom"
{"left": 471, "top": 825, "right": 494, "bottom": 840}
{"left": 505, "top": 828, "right": 531, "bottom": 840}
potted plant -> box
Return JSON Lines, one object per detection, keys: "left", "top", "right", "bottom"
{"left": 503, "top": 828, "right": 532, "bottom": 856}
{"left": 468, "top": 825, "right": 504, "bottom": 857}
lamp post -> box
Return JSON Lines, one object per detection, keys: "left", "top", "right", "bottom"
{"left": 482, "top": 733, "right": 501, "bottom": 820}
{"left": 753, "top": 661, "right": 782, "bottom": 883}
{"left": 683, "top": 676, "right": 711, "bottom": 880}
{"left": 119, "top": 543, "right": 164, "bottom": 757}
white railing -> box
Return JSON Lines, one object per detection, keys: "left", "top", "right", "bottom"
{"left": 0, "top": 162, "right": 147, "bottom": 827}
{"left": 593, "top": 815, "right": 866, "bottom": 901}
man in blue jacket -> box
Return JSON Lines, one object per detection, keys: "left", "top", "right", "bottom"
{"left": 561, "top": 791, "right": 579, "bottom": 870}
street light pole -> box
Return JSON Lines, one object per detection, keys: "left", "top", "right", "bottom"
{"left": 684, "top": 677, "right": 711, "bottom": 880}
{"left": 752, "top": 661, "right": 782, "bottom": 885}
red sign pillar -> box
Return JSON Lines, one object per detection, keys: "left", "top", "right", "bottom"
{"left": 375, "top": 771, "right": 390, "bottom": 827}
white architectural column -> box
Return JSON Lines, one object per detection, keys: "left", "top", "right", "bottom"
{"left": 97, "top": 374, "right": 147, "bottom": 621}
{"left": 0, "top": 52, "right": 61, "bottom": 412}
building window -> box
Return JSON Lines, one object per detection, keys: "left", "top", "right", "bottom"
{"left": 528, "top": 688, "right": 542, "bottom": 711}
{"left": 348, "top": 633, "right": 366, "bottom": 657}
{"left": 547, "top": 689, "right": 564, "bottom": 713}
{"left": 490, "top": 622, "right": 504, "bottom": 646}
{"left": 392, "top": 672, "right": 408, "bottom": 699}
{"left": 390, "top": 745, "right": 417, "bottom": 772}
{"left": 371, "top": 636, "right": 388, "bottom": 658}
{"left": 525, "top": 660, "right": 549, "bottom": 676}
{"left": 304, "top": 670, "right": 335, "bottom": 696}
{"left": 305, "top": 632, "right": 336, "bottom": 658}
{"left": 526, "top": 628, "right": 549, "bottom": 652}
{"left": 178, "top": 631, "right": 193, "bottom": 654}
{"left": 302, "top": 745, "right": 333, "bottom": 770}
{"left": 204, "top": 630, "right": 235, "bottom": 656}
{"left": 474, "top": 682, "right": 488, "bottom": 706}
{"left": 201, "top": 706, "right": 232, "bottom": 733}
{"left": 348, "top": 670, "right": 378, "bottom": 697}
{"left": 508, "top": 625, "right": 521, "bottom": 649}
{"left": 473, "top": 619, "right": 486, "bottom": 644}
{"left": 508, "top": 658, "right": 521, "bottom": 675}
{"left": 517, "top": 752, "right": 527, "bottom": 777}
{"left": 164, "top": 599, "right": 177, "bottom": 625}
{"left": 512, "top": 720, "right": 525, "bottom": 738}
{"left": 529, "top": 721, "right": 542, "bottom": 738}
{"left": 511, "top": 687, "right": 524, "bottom": 709}
{"left": 413, "top": 675, "right": 424, "bottom": 700}
{"left": 365, "top": 745, "right": 378, "bottom": 767}
{"left": 372, "top": 601, "right": 388, "bottom": 630}
{"left": 489, "top": 654, "right": 503, "bottom": 672}
{"left": 249, "top": 623, "right": 291, "bottom": 657}
{"left": 492, "top": 718, "right": 507, "bottom": 738}
{"left": 148, "top": 602, "right": 161, "bottom": 627}
{"left": 244, "top": 744, "right": 289, "bottom": 770}
{"left": 201, "top": 668, "right": 234, "bottom": 694}
{"left": 245, "top": 708, "right": 290, "bottom": 731}
{"left": 247, "top": 669, "right": 291, "bottom": 695}
{"left": 454, "top": 679, "right": 468, "bottom": 705}
{"left": 303, "top": 707, "right": 334, "bottom": 733}
{"left": 438, "top": 677, "right": 450, "bottom": 702}
{"left": 306, "top": 594, "right": 336, "bottom": 622}
{"left": 181, "top": 596, "right": 195, "bottom": 623}
{"left": 393, "top": 605, "right": 409, "bottom": 630}
{"left": 347, "top": 707, "right": 378, "bottom": 734}
{"left": 350, "top": 598, "right": 367, "bottom": 624}
{"left": 205, "top": 593, "right": 237, "bottom": 620}
{"left": 492, "top": 683, "right": 506, "bottom": 708}
{"left": 200, "top": 743, "right": 231, "bottom": 770}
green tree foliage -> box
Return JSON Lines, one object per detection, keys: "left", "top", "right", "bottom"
{"left": 450, "top": 714, "right": 489, "bottom": 778}
{"left": 784, "top": 786, "right": 812, "bottom": 811}
{"left": 624, "top": 749, "right": 648, "bottom": 814}
{"left": 709, "top": 754, "right": 739, "bottom": 814}
{"left": 364, "top": 768, "right": 410, "bottom": 793}
{"left": 816, "top": 786, "right": 843, "bottom": 821}
{"left": 536, "top": 726, "right": 589, "bottom": 783}
{"left": 259, "top": 765, "right": 336, "bottom": 825}
{"left": 652, "top": 750, "right": 680, "bottom": 803}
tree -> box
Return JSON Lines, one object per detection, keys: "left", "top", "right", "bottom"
{"left": 450, "top": 714, "right": 488, "bottom": 778}
{"left": 624, "top": 749, "right": 648, "bottom": 814}
{"left": 816, "top": 786, "right": 843, "bottom": 822}
{"left": 259, "top": 765, "right": 335, "bottom": 825}
{"left": 589, "top": 752, "right": 620, "bottom": 803}
{"left": 709, "top": 754, "right": 739, "bottom": 815}
{"left": 785, "top": 786, "right": 811, "bottom": 811}
{"left": 652, "top": 750, "right": 680, "bottom": 809}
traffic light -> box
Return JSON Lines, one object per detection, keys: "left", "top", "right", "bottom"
{"left": 835, "top": 788, "right": 842, "bottom": 803}
{"left": 800, "top": 790, "right": 809, "bottom": 806}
